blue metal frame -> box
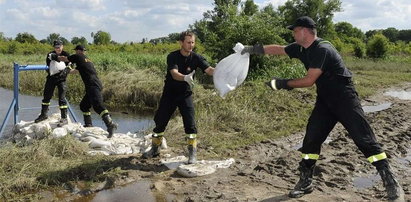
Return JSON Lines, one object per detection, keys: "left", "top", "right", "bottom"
{"left": 0, "top": 63, "right": 78, "bottom": 136}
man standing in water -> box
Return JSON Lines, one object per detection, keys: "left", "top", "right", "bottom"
{"left": 142, "top": 31, "right": 215, "bottom": 164}
{"left": 242, "top": 16, "right": 404, "bottom": 201}
{"left": 35, "top": 40, "right": 71, "bottom": 127}
{"left": 58, "top": 45, "right": 118, "bottom": 138}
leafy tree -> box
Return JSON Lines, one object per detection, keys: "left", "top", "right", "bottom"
{"left": 278, "top": 0, "right": 342, "bottom": 39}
{"left": 334, "top": 22, "right": 365, "bottom": 40}
{"left": 366, "top": 33, "right": 389, "bottom": 58}
{"left": 93, "top": 30, "right": 111, "bottom": 45}
{"left": 382, "top": 27, "right": 398, "bottom": 42}
{"left": 398, "top": 30, "right": 411, "bottom": 43}
{"left": 15, "top": 32, "right": 38, "bottom": 43}
{"left": 71, "top": 36, "right": 88, "bottom": 45}
{"left": 192, "top": 0, "right": 285, "bottom": 60}
{"left": 243, "top": 0, "right": 258, "bottom": 16}
{"left": 365, "top": 30, "right": 380, "bottom": 40}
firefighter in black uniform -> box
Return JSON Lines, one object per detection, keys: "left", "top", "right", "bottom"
{"left": 242, "top": 16, "right": 404, "bottom": 201}
{"left": 142, "top": 31, "right": 215, "bottom": 164}
{"left": 35, "top": 40, "right": 71, "bottom": 126}
{"left": 58, "top": 45, "right": 118, "bottom": 138}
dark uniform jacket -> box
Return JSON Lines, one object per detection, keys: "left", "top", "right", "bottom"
{"left": 285, "top": 38, "right": 358, "bottom": 105}
{"left": 68, "top": 54, "right": 103, "bottom": 89}
{"left": 164, "top": 50, "right": 209, "bottom": 95}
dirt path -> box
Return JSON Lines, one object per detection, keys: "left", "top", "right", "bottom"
{"left": 56, "top": 84, "right": 411, "bottom": 202}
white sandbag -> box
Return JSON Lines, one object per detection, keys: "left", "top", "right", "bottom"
{"left": 162, "top": 156, "right": 236, "bottom": 178}
{"left": 89, "top": 138, "right": 113, "bottom": 149}
{"left": 213, "top": 43, "right": 250, "bottom": 98}
{"left": 49, "top": 60, "right": 66, "bottom": 76}
{"left": 52, "top": 127, "right": 68, "bottom": 138}
{"left": 176, "top": 158, "right": 235, "bottom": 177}
{"left": 161, "top": 156, "right": 189, "bottom": 170}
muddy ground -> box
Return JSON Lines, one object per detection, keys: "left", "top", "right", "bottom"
{"left": 49, "top": 84, "right": 411, "bottom": 202}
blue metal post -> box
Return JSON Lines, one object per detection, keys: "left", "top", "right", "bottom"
{"left": 13, "top": 62, "right": 19, "bottom": 125}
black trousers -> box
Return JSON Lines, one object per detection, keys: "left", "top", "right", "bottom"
{"left": 301, "top": 94, "right": 384, "bottom": 159}
{"left": 42, "top": 76, "right": 67, "bottom": 106}
{"left": 80, "top": 86, "right": 107, "bottom": 115}
{"left": 153, "top": 91, "right": 197, "bottom": 134}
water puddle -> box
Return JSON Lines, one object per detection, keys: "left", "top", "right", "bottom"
{"left": 89, "top": 181, "right": 155, "bottom": 202}
{"left": 352, "top": 173, "right": 380, "bottom": 189}
{"left": 396, "top": 148, "right": 411, "bottom": 169}
{"left": 384, "top": 90, "right": 411, "bottom": 100}
{"left": 362, "top": 103, "right": 392, "bottom": 113}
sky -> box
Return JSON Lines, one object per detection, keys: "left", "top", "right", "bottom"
{"left": 0, "top": 0, "right": 410, "bottom": 43}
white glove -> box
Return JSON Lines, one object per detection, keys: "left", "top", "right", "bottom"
{"left": 184, "top": 70, "right": 195, "bottom": 87}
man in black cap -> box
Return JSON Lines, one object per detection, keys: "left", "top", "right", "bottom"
{"left": 58, "top": 45, "right": 118, "bottom": 138}
{"left": 35, "top": 40, "right": 72, "bottom": 126}
{"left": 242, "top": 16, "right": 404, "bottom": 200}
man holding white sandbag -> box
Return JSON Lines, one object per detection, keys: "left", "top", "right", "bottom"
{"left": 242, "top": 16, "right": 404, "bottom": 201}
{"left": 34, "top": 40, "right": 71, "bottom": 127}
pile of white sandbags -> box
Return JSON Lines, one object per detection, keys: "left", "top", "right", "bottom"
{"left": 10, "top": 113, "right": 167, "bottom": 155}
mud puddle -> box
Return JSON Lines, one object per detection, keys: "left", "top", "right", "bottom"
{"left": 384, "top": 90, "right": 411, "bottom": 100}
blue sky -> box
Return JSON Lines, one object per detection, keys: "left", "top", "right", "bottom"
{"left": 0, "top": 0, "right": 410, "bottom": 43}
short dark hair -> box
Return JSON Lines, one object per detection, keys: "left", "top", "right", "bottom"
{"left": 179, "top": 31, "right": 195, "bottom": 42}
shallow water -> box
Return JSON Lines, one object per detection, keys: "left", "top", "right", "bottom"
{"left": 362, "top": 102, "right": 392, "bottom": 113}
{"left": 352, "top": 174, "right": 380, "bottom": 189}
{"left": 384, "top": 90, "right": 411, "bottom": 100}
{"left": 0, "top": 87, "right": 154, "bottom": 137}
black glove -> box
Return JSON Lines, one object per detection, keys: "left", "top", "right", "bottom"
{"left": 48, "top": 53, "right": 58, "bottom": 61}
{"left": 241, "top": 44, "right": 265, "bottom": 55}
{"left": 60, "top": 67, "right": 71, "bottom": 78}
{"left": 265, "top": 77, "right": 293, "bottom": 90}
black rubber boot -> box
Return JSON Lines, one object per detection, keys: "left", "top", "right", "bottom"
{"left": 83, "top": 114, "right": 93, "bottom": 127}
{"left": 102, "top": 113, "right": 118, "bottom": 138}
{"left": 57, "top": 108, "right": 68, "bottom": 127}
{"left": 187, "top": 138, "right": 197, "bottom": 164}
{"left": 378, "top": 166, "right": 405, "bottom": 201}
{"left": 289, "top": 162, "right": 315, "bottom": 198}
{"left": 142, "top": 134, "right": 163, "bottom": 159}
{"left": 34, "top": 105, "right": 49, "bottom": 123}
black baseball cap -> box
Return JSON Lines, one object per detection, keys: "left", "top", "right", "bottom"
{"left": 73, "top": 45, "right": 86, "bottom": 51}
{"left": 287, "top": 16, "right": 317, "bottom": 30}
{"left": 53, "top": 40, "right": 63, "bottom": 47}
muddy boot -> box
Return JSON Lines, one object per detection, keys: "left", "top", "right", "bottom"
{"left": 289, "top": 162, "right": 315, "bottom": 198}
{"left": 142, "top": 133, "right": 163, "bottom": 159}
{"left": 57, "top": 108, "right": 68, "bottom": 127}
{"left": 83, "top": 114, "right": 93, "bottom": 127}
{"left": 102, "top": 113, "right": 118, "bottom": 138}
{"left": 378, "top": 166, "right": 405, "bottom": 201}
{"left": 34, "top": 105, "right": 49, "bottom": 123}
{"left": 187, "top": 137, "right": 197, "bottom": 164}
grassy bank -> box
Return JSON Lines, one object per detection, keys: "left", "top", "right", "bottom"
{"left": 1, "top": 53, "right": 411, "bottom": 200}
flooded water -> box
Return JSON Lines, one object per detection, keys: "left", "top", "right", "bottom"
{"left": 384, "top": 90, "right": 411, "bottom": 100}
{"left": 352, "top": 174, "right": 380, "bottom": 189}
{"left": 0, "top": 87, "right": 154, "bottom": 137}
{"left": 362, "top": 103, "right": 392, "bottom": 113}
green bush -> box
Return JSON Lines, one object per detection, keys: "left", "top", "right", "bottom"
{"left": 366, "top": 34, "right": 389, "bottom": 58}
{"left": 350, "top": 37, "right": 366, "bottom": 58}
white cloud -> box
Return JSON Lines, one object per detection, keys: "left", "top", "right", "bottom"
{"left": 334, "top": 0, "right": 411, "bottom": 31}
